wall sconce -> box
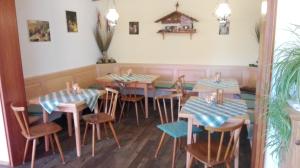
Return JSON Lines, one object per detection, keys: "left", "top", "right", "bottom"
{"left": 214, "top": 0, "right": 231, "bottom": 23}
{"left": 106, "top": 0, "right": 119, "bottom": 26}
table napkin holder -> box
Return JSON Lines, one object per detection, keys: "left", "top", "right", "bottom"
{"left": 216, "top": 89, "right": 224, "bottom": 104}
{"left": 126, "top": 68, "right": 133, "bottom": 76}
{"left": 72, "top": 82, "right": 82, "bottom": 94}
{"left": 214, "top": 72, "right": 221, "bottom": 83}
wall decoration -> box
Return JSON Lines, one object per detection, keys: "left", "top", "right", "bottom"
{"left": 66, "top": 11, "right": 78, "bottom": 32}
{"left": 129, "top": 22, "right": 139, "bottom": 35}
{"left": 219, "top": 21, "right": 230, "bottom": 35}
{"left": 27, "top": 20, "right": 51, "bottom": 42}
{"left": 155, "top": 2, "right": 198, "bottom": 39}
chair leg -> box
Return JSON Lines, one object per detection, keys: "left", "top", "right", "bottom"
{"left": 82, "top": 122, "right": 89, "bottom": 145}
{"left": 172, "top": 138, "right": 177, "bottom": 168}
{"left": 188, "top": 155, "right": 194, "bottom": 168}
{"left": 104, "top": 123, "right": 108, "bottom": 137}
{"left": 139, "top": 100, "right": 145, "bottom": 118}
{"left": 153, "top": 97, "right": 156, "bottom": 111}
{"left": 99, "top": 100, "right": 103, "bottom": 112}
{"left": 108, "top": 122, "right": 121, "bottom": 148}
{"left": 155, "top": 133, "right": 166, "bottom": 158}
{"left": 226, "top": 161, "right": 231, "bottom": 168}
{"left": 92, "top": 124, "right": 96, "bottom": 157}
{"left": 53, "top": 133, "right": 65, "bottom": 164}
{"left": 134, "top": 102, "right": 139, "bottom": 126}
{"left": 31, "top": 139, "right": 37, "bottom": 168}
{"left": 23, "top": 139, "right": 30, "bottom": 164}
{"left": 119, "top": 102, "right": 126, "bottom": 123}
{"left": 49, "top": 134, "right": 55, "bottom": 154}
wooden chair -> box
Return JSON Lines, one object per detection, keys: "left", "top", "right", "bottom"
{"left": 154, "top": 93, "right": 202, "bottom": 168}
{"left": 82, "top": 88, "right": 121, "bottom": 157}
{"left": 186, "top": 119, "right": 244, "bottom": 168}
{"left": 117, "top": 80, "right": 145, "bottom": 126}
{"left": 174, "top": 75, "right": 197, "bottom": 107}
{"left": 10, "top": 104, "right": 65, "bottom": 168}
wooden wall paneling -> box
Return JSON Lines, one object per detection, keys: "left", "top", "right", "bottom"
{"left": 251, "top": 0, "right": 278, "bottom": 168}
{"left": 177, "top": 69, "right": 207, "bottom": 83}
{"left": 0, "top": 0, "right": 28, "bottom": 166}
{"left": 147, "top": 68, "right": 175, "bottom": 82}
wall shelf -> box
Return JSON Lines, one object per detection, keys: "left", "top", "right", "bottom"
{"left": 157, "top": 29, "right": 197, "bottom": 39}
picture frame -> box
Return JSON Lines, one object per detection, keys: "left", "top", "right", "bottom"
{"left": 129, "top": 22, "right": 139, "bottom": 35}
{"left": 27, "top": 20, "right": 51, "bottom": 42}
{"left": 66, "top": 11, "right": 78, "bottom": 32}
{"left": 219, "top": 21, "right": 230, "bottom": 35}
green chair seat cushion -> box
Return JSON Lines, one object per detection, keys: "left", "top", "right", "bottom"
{"left": 184, "top": 83, "right": 195, "bottom": 90}
{"left": 247, "top": 111, "right": 255, "bottom": 123}
{"left": 240, "top": 93, "right": 256, "bottom": 101}
{"left": 157, "top": 120, "right": 202, "bottom": 138}
{"left": 155, "top": 83, "right": 175, "bottom": 89}
{"left": 246, "top": 100, "right": 255, "bottom": 109}
{"left": 27, "top": 104, "right": 43, "bottom": 116}
{"left": 88, "top": 83, "right": 103, "bottom": 90}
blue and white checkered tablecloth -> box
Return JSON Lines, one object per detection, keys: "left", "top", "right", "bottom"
{"left": 39, "top": 89, "right": 101, "bottom": 114}
{"left": 197, "top": 79, "right": 239, "bottom": 89}
{"left": 104, "top": 73, "right": 156, "bottom": 83}
{"left": 182, "top": 97, "right": 247, "bottom": 128}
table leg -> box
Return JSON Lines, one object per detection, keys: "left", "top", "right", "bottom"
{"left": 43, "top": 110, "right": 49, "bottom": 152}
{"left": 73, "top": 110, "right": 81, "bottom": 157}
{"left": 186, "top": 117, "right": 193, "bottom": 168}
{"left": 94, "top": 101, "right": 101, "bottom": 140}
{"left": 234, "top": 130, "right": 240, "bottom": 168}
{"left": 67, "top": 113, "right": 73, "bottom": 137}
{"left": 144, "top": 84, "right": 149, "bottom": 118}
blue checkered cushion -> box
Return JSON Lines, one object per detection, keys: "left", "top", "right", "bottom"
{"left": 157, "top": 120, "right": 202, "bottom": 138}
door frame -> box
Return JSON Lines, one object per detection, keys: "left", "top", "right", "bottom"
{"left": 251, "top": 0, "right": 278, "bottom": 168}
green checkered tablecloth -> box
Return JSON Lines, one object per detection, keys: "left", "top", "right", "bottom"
{"left": 197, "top": 79, "right": 239, "bottom": 89}
{"left": 39, "top": 89, "right": 100, "bottom": 114}
{"left": 182, "top": 97, "right": 247, "bottom": 128}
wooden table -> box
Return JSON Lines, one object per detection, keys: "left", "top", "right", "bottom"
{"left": 29, "top": 90, "right": 105, "bottom": 157}
{"left": 179, "top": 97, "right": 250, "bottom": 168}
{"left": 193, "top": 78, "right": 241, "bottom": 95}
{"left": 97, "top": 74, "right": 160, "bottom": 118}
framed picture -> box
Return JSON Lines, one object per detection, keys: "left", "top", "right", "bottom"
{"left": 129, "top": 22, "right": 139, "bottom": 35}
{"left": 219, "top": 21, "right": 230, "bottom": 35}
{"left": 66, "top": 11, "right": 78, "bottom": 32}
{"left": 27, "top": 20, "right": 51, "bottom": 42}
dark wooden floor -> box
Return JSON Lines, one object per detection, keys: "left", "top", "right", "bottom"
{"left": 9, "top": 102, "right": 251, "bottom": 168}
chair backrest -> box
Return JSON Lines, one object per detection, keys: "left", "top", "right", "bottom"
{"left": 155, "top": 93, "right": 182, "bottom": 124}
{"left": 205, "top": 119, "right": 244, "bottom": 165}
{"left": 103, "top": 87, "right": 119, "bottom": 119}
{"left": 174, "top": 75, "right": 186, "bottom": 96}
{"left": 10, "top": 103, "right": 30, "bottom": 137}
{"left": 115, "top": 80, "right": 139, "bottom": 99}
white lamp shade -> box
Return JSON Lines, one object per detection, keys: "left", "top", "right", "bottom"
{"left": 106, "top": 9, "right": 119, "bottom": 22}
{"left": 215, "top": 2, "right": 232, "bottom": 18}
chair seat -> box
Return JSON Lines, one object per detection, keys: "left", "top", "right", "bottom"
{"left": 241, "top": 93, "right": 256, "bottom": 101}
{"left": 183, "top": 83, "right": 195, "bottom": 91}
{"left": 24, "top": 122, "right": 62, "bottom": 139}
{"left": 157, "top": 120, "right": 202, "bottom": 138}
{"left": 155, "top": 83, "right": 175, "bottom": 89}
{"left": 82, "top": 113, "right": 114, "bottom": 124}
{"left": 186, "top": 141, "right": 231, "bottom": 167}
{"left": 121, "top": 95, "right": 144, "bottom": 102}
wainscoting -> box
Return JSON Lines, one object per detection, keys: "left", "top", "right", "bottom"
{"left": 24, "top": 65, "right": 97, "bottom": 100}
{"left": 96, "top": 63, "right": 257, "bottom": 87}
{"left": 24, "top": 63, "right": 257, "bottom": 100}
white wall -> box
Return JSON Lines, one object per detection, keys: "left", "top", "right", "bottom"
{"left": 99, "top": 0, "right": 261, "bottom": 66}
{"left": 15, "top": 0, "right": 102, "bottom": 78}
{"left": 264, "top": 0, "right": 300, "bottom": 167}
{"left": 0, "top": 99, "right": 9, "bottom": 165}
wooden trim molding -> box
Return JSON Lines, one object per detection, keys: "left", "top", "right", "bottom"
{"left": 251, "top": 0, "right": 278, "bottom": 168}
{"left": 0, "top": 0, "right": 28, "bottom": 166}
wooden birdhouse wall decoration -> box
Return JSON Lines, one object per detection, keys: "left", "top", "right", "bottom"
{"left": 155, "top": 2, "right": 198, "bottom": 39}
